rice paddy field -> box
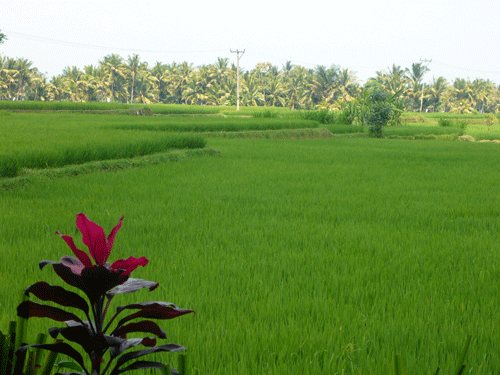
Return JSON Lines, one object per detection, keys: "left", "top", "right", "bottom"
{"left": 1, "top": 104, "right": 500, "bottom": 374}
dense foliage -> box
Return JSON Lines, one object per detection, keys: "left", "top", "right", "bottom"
{"left": 1, "top": 53, "right": 499, "bottom": 113}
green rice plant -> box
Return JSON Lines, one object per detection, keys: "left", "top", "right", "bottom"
{"left": 1, "top": 135, "right": 206, "bottom": 177}
{"left": 222, "top": 106, "right": 293, "bottom": 117}
{"left": 147, "top": 103, "right": 221, "bottom": 115}
{"left": 0, "top": 101, "right": 129, "bottom": 111}
{"left": 0, "top": 112, "right": 209, "bottom": 177}
{"left": 469, "top": 132, "right": 500, "bottom": 141}
{"left": 298, "top": 109, "right": 338, "bottom": 124}
{"left": 108, "top": 117, "right": 318, "bottom": 132}
{"left": 252, "top": 109, "right": 279, "bottom": 118}
{"left": 2, "top": 137, "right": 500, "bottom": 374}
{"left": 323, "top": 124, "right": 365, "bottom": 134}
{"left": 0, "top": 156, "right": 19, "bottom": 178}
{"left": 384, "top": 125, "right": 463, "bottom": 137}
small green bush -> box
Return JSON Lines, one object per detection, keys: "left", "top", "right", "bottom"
{"left": 438, "top": 117, "right": 454, "bottom": 127}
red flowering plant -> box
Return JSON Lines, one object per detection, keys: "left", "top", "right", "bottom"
{"left": 16, "top": 213, "right": 193, "bottom": 375}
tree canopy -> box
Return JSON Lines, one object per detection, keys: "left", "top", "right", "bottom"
{"left": 0, "top": 52, "right": 499, "bottom": 113}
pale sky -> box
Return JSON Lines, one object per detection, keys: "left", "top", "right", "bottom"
{"left": 2, "top": 0, "right": 500, "bottom": 85}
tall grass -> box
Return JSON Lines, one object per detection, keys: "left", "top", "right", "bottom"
{"left": 109, "top": 117, "right": 319, "bottom": 132}
{"left": 1, "top": 135, "right": 205, "bottom": 177}
{"left": 0, "top": 113, "right": 206, "bottom": 177}
{"left": 1, "top": 137, "right": 499, "bottom": 374}
{"left": 0, "top": 101, "right": 223, "bottom": 114}
{"left": 0, "top": 101, "right": 130, "bottom": 111}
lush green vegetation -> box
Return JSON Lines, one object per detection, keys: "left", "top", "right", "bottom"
{"left": 1, "top": 106, "right": 500, "bottom": 374}
{"left": 108, "top": 117, "right": 319, "bottom": 132}
{"left": 0, "top": 113, "right": 208, "bottom": 177}
{"left": 1, "top": 53, "right": 500, "bottom": 114}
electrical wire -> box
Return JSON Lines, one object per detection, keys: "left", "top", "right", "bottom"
{"left": 3, "top": 29, "right": 226, "bottom": 54}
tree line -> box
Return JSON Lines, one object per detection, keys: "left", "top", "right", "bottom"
{"left": 1, "top": 52, "right": 499, "bottom": 113}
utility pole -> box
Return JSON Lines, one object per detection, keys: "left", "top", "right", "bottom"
{"left": 419, "top": 58, "right": 432, "bottom": 113}
{"left": 231, "top": 49, "right": 245, "bottom": 111}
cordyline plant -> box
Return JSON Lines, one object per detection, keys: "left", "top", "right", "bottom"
{"left": 16, "top": 213, "right": 193, "bottom": 375}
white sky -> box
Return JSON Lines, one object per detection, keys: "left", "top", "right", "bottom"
{"left": 2, "top": 0, "right": 500, "bottom": 85}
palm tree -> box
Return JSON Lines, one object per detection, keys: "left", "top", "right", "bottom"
{"left": 468, "top": 78, "right": 494, "bottom": 113}
{"left": 265, "top": 75, "right": 285, "bottom": 107}
{"left": 428, "top": 77, "right": 448, "bottom": 112}
{"left": 151, "top": 62, "right": 168, "bottom": 103}
{"left": 375, "top": 64, "right": 408, "bottom": 97}
{"left": 125, "top": 54, "right": 141, "bottom": 103}
{"left": 406, "top": 62, "right": 430, "bottom": 112}
{"left": 336, "top": 68, "right": 360, "bottom": 102}
{"left": 282, "top": 65, "right": 308, "bottom": 110}
{"left": 46, "top": 76, "right": 65, "bottom": 101}
{"left": 170, "top": 61, "right": 194, "bottom": 104}
{"left": 0, "top": 56, "right": 17, "bottom": 100}
{"left": 240, "top": 73, "right": 264, "bottom": 107}
{"left": 100, "top": 54, "right": 126, "bottom": 102}
{"left": 61, "top": 66, "right": 85, "bottom": 101}
{"left": 210, "top": 57, "right": 232, "bottom": 88}
{"left": 13, "top": 58, "right": 34, "bottom": 100}
{"left": 311, "top": 65, "right": 344, "bottom": 107}
{"left": 0, "top": 29, "right": 6, "bottom": 45}
{"left": 28, "top": 70, "right": 47, "bottom": 101}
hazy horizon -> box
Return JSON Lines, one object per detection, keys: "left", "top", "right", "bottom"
{"left": 2, "top": 0, "right": 500, "bottom": 85}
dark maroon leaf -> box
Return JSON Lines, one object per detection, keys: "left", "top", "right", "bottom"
{"left": 42, "top": 261, "right": 129, "bottom": 305}
{"left": 113, "top": 343, "right": 185, "bottom": 370}
{"left": 66, "top": 319, "right": 94, "bottom": 331}
{"left": 106, "top": 278, "right": 159, "bottom": 298}
{"left": 110, "top": 360, "right": 178, "bottom": 375}
{"left": 16, "top": 342, "right": 87, "bottom": 374}
{"left": 25, "top": 281, "right": 89, "bottom": 315}
{"left": 107, "top": 336, "right": 157, "bottom": 359}
{"left": 111, "top": 320, "right": 167, "bottom": 339}
{"left": 17, "top": 301, "right": 84, "bottom": 324}
{"left": 116, "top": 301, "right": 178, "bottom": 314}
{"left": 116, "top": 302, "right": 194, "bottom": 328}
{"left": 48, "top": 325, "right": 98, "bottom": 354}
{"left": 81, "top": 265, "right": 129, "bottom": 302}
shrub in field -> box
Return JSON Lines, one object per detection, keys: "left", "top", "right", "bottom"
{"left": 485, "top": 113, "right": 495, "bottom": 131}
{"left": 16, "top": 213, "right": 193, "bottom": 375}
{"left": 366, "top": 89, "right": 392, "bottom": 138}
{"left": 438, "top": 117, "right": 454, "bottom": 127}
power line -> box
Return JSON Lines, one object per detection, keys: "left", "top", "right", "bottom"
{"left": 3, "top": 29, "right": 226, "bottom": 54}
